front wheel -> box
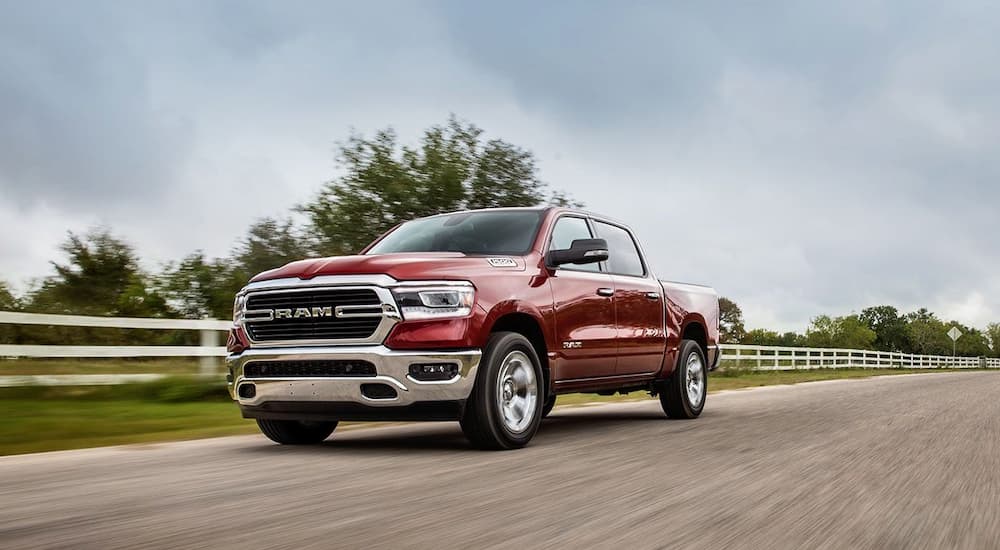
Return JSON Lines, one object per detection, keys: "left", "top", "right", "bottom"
{"left": 541, "top": 395, "right": 557, "bottom": 418}
{"left": 659, "top": 339, "right": 707, "bottom": 419}
{"left": 256, "top": 419, "right": 337, "bottom": 445}
{"left": 460, "top": 332, "right": 543, "bottom": 450}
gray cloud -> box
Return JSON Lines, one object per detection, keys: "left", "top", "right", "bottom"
{"left": 0, "top": 0, "right": 998, "bottom": 331}
{"left": 438, "top": 1, "right": 1000, "bottom": 328}
{"left": 0, "top": 3, "right": 194, "bottom": 208}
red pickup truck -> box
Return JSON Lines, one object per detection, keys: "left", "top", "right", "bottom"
{"left": 227, "top": 207, "right": 720, "bottom": 449}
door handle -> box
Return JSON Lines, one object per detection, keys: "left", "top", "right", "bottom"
{"left": 597, "top": 288, "right": 614, "bottom": 297}
{"left": 646, "top": 292, "right": 661, "bottom": 300}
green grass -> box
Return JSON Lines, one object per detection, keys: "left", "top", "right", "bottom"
{"left": 0, "top": 400, "right": 257, "bottom": 456}
{"left": 0, "top": 357, "right": 205, "bottom": 375}
{"left": 0, "top": 368, "right": 981, "bottom": 456}
{"left": 0, "top": 377, "right": 251, "bottom": 455}
{"left": 710, "top": 366, "right": 957, "bottom": 389}
{"left": 0, "top": 376, "right": 231, "bottom": 402}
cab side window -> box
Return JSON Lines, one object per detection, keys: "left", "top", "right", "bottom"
{"left": 549, "top": 216, "right": 601, "bottom": 272}
{"left": 594, "top": 221, "right": 645, "bottom": 277}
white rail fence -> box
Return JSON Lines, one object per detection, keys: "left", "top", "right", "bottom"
{"left": 0, "top": 311, "right": 997, "bottom": 386}
{"left": 0, "top": 311, "right": 229, "bottom": 387}
{"left": 720, "top": 344, "right": 1000, "bottom": 370}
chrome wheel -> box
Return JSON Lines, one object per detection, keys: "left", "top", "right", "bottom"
{"left": 686, "top": 352, "right": 705, "bottom": 406}
{"left": 495, "top": 350, "right": 538, "bottom": 434}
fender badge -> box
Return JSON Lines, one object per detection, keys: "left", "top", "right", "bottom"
{"left": 487, "top": 257, "right": 517, "bottom": 267}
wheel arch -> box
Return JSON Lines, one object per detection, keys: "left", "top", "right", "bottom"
{"left": 680, "top": 316, "right": 709, "bottom": 362}
{"left": 484, "top": 308, "right": 551, "bottom": 396}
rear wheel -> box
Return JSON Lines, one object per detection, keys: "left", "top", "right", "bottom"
{"left": 256, "top": 419, "right": 337, "bottom": 445}
{"left": 659, "top": 339, "right": 707, "bottom": 419}
{"left": 461, "top": 332, "right": 543, "bottom": 449}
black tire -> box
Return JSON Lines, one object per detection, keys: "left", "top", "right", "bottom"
{"left": 460, "top": 332, "right": 544, "bottom": 450}
{"left": 541, "top": 395, "right": 556, "bottom": 418}
{"left": 659, "top": 339, "right": 707, "bottom": 419}
{"left": 256, "top": 419, "right": 337, "bottom": 445}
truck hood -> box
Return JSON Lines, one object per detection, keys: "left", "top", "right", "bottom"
{"left": 249, "top": 252, "right": 527, "bottom": 283}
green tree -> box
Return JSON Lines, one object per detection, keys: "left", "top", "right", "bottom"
{"left": 742, "top": 329, "right": 781, "bottom": 346}
{"left": 805, "top": 315, "right": 876, "bottom": 349}
{"left": 0, "top": 281, "right": 18, "bottom": 343}
{"left": 465, "top": 139, "right": 544, "bottom": 210}
{"left": 741, "top": 329, "right": 805, "bottom": 347}
{"left": 158, "top": 252, "right": 246, "bottom": 320}
{"left": 777, "top": 331, "right": 806, "bottom": 347}
{"left": 26, "top": 228, "right": 169, "bottom": 317}
{"left": 953, "top": 325, "right": 991, "bottom": 357}
{"left": 860, "top": 305, "right": 910, "bottom": 352}
{"left": 0, "top": 281, "right": 17, "bottom": 311}
{"left": 718, "top": 297, "right": 745, "bottom": 343}
{"left": 159, "top": 218, "right": 309, "bottom": 320}
{"left": 21, "top": 229, "right": 170, "bottom": 345}
{"left": 805, "top": 316, "right": 837, "bottom": 348}
{"left": 548, "top": 190, "right": 585, "bottom": 208}
{"left": 905, "top": 309, "right": 952, "bottom": 356}
{"left": 986, "top": 323, "right": 1000, "bottom": 358}
{"left": 301, "top": 116, "right": 578, "bottom": 256}
{"left": 234, "top": 217, "right": 310, "bottom": 276}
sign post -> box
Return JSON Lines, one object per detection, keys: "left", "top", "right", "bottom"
{"left": 947, "top": 326, "right": 963, "bottom": 357}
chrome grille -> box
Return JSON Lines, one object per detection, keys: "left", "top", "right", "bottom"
{"left": 244, "top": 288, "right": 383, "bottom": 343}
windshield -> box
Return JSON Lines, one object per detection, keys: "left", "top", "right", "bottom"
{"left": 366, "top": 210, "right": 543, "bottom": 256}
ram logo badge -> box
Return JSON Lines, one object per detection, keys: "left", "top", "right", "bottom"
{"left": 272, "top": 306, "right": 334, "bottom": 320}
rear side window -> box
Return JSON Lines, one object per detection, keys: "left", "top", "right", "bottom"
{"left": 549, "top": 216, "right": 600, "bottom": 272}
{"left": 594, "top": 221, "right": 645, "bottom": 277}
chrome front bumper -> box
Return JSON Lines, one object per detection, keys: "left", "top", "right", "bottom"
{"left": 226, "top": 346, "right": 481, "bottom": 409}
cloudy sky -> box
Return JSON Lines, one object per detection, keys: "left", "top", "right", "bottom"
{"left": 2, "top": 1, "right": 998, "bottom": 331}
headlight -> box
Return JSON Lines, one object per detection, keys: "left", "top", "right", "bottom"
{"left": 233, "top": 293, "right": 246, "bottom": 324}
{"left": 391, "top": 284, "right": 475, "bottom": 320}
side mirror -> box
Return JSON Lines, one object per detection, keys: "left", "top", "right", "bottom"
{"left": 547, "top": 238, "right": 609, "bottom": 268}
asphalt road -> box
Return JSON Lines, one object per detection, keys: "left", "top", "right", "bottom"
{"left": 2, "top": 372, "right": 999, "bottom": 549}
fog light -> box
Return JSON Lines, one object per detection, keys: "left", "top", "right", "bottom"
{"left": 409, "top": 363, "right": 459, "bottom": 381}
{"left": 238, "top": 383, "right": 256, "bottom": 399}
{"left": 361, "top": 383, "right": 398, "bottom": 400}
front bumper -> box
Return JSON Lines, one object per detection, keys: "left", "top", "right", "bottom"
{"left": 227, "top": 346, "right": 481, "bottom": 419}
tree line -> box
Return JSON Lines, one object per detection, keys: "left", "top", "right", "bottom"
{"left": 0, "top": 117, "right": 575, "bottom": 345}
{"left": 2, "top": 115, "right": 997, "bottom": 357}
{"left": 719, "top": 298, "right": 1000, "bottom": 358}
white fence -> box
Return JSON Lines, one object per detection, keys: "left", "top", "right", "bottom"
{"left": 0, "top": 311, "right": 997, "bottom": 386}
{"left": 0, "top": 311, "right": 229, "bottom": 386}
{"left": 719, "top": 344, "right": 1000, "bottom": 370}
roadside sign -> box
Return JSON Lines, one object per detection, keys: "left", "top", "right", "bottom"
{"left": 947, "top": 326, "right": 963, "bottom": 357}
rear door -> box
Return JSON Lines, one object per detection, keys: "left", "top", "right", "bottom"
{"left": 546, "top": 215, "right": 618, "bottom": 381}
{"left": 592, "top": 220, "right": 666, "bottom": 376}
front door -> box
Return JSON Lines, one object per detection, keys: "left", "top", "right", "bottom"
{"left": 547, "top": 215, "right": 617, "bottom": 381}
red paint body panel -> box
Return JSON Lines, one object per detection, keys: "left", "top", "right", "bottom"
{"left": 660, "top": 281, "right": 722, "bottom": 378}
{"left": 238, "top": 208, "right": 720, "bottom": 394}
{"left": 547, "top": 269, "right": 617, "bottom": 380}
{"left": 611, "top": 275, "right": 668, "bottom": 375}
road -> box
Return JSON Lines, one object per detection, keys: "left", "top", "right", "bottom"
{"left": 2, "top": 371, "right": 999, "bottom": 549}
